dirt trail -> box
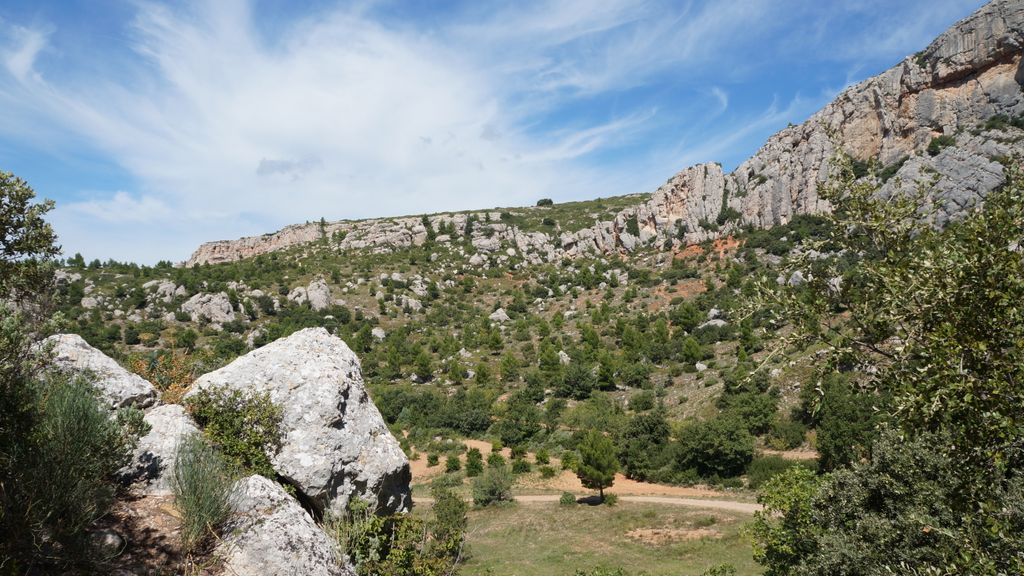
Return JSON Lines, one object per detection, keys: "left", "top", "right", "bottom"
{"left": 414, "top": 494, "right": 761, "bottom": 514}
{"left": 410, "top": 437, "right": 725, "bottom": 499}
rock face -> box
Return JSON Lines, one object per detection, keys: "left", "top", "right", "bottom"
{"left": 184, "top": 1, "right": 1024, "bottom": 266}
{"left": 216, "top": 475, "right": 352, "bottom": 576}
{"left": 180, "top": 292, "right": 235, "bottom": 326}
{"left": 184, "top": 328, "right": 411, "bottom": 517}
{"left": 42, "top": 334, "right": 157, "bottom": 409}
{"left": 120, "top": 404, "right": 200, "bottom": 495}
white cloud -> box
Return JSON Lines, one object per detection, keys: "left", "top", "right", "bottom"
{"left": 0, "top": 0, "right": 987, "bottom": 262}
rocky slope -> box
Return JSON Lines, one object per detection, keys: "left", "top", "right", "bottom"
{"left": 185, "top": 0, "right": 1024, "bottom": 269}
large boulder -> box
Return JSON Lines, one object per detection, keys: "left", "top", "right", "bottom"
{"left": 288, "top": 277, "right": 333, "bottom": 311}
{"left": 184, "top": 327, "right": 410, "bottom": 516}
{"left": 180, "top": 292, "right": 235, "bottom": 326}
{"left": 42, "top": 334, "right": 157, "bottom": 409}
{"left": 119, "top": 404, "right": 200, "bottom": 495}
{"left": 217, "top": 475, "right": 352, "bottom": 576}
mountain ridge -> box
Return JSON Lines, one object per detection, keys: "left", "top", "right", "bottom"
{"left": 186, "top": 0, "right": 1024, "bottom": 268}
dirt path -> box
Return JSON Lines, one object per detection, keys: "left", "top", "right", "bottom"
{"left": 410, "top": 436, "right": 729, "bottom": 500}
{"left": 415, "top": 494, "right": 761, "bottom": 514}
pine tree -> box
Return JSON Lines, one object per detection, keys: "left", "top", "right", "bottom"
{"left": 575, "top": 430, "right": 619, "bottom": 501}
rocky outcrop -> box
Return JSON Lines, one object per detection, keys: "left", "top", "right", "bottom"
{"left": 42, "top": 334, "right": 158, "bottom": 409}
{"left": 184, "top": 1, "right": 1024, "bottom": 266}
{"left": 120, "top": 404, "right": 200, "bottom": 495}
{"left": 216, "top": 475, "right": 351, "bottom": 576}
{"left": 288, "top": 277, "right": 332, "bottom": 311}
{"left": 183, "top": 328, "right": 411, "bottom": 517}
{"left": 180, "top": 292, "right": 235, "bottom": 326}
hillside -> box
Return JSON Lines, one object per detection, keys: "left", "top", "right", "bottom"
{"left": 27, "top": 1, "right": 1024, "bottom": 574}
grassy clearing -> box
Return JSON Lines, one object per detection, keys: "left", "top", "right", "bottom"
{"left": 445, "top": 501, "right": 761, "bottom": 576}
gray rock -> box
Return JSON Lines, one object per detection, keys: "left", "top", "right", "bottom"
{"left": 289, "top": 277, "right": 333, "bottom": 311}
{"left": 698, "top": 319, "right": 728, "bottom": 329}
{"left": 184, "top": 328, "right": 410, "bottom": 517}
{"left": 42, "top": 334, "right": 157, "bottom": 409}
{"left": 371, "top": 327, "right": 386, "bottom": 341}
{"left": 120, "top": 405, "right": 200, "bottom": 495}
{"left": 558, "top": 350, "right": 571, "bottom": 365}
{"left": 488, "top": 308, "right": 511, "bottom": 323}
{"left": 181, "top": 292, "right": 235, "bottom": 326}
{"left": 217, "top": 475, "right": 352, "bottom": 576}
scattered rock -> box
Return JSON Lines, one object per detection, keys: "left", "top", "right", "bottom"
{"left": 42, "top": 334, "right": 157, "bottom": 409}
{"left": 489, "top": 308, "right": 511, "bottom": 323}
{"left": 558, "top": 350, "right": 571, "bottom": 365}
{"left": 371, "top": 327, "right": 386, "bottom": 341}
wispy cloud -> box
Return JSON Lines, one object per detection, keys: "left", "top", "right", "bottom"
{"left": 0, "top": 0, "right": 989, "bottom": 262}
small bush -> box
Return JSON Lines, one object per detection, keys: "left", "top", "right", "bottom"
{"left": 560, "top": 492, "right": 577, "bottom": 506}
{"left": 511, "top": 458, "right": 531, "bottom": 474}
{"left": 186, "top": 386, "right": 283, "bottom": 477}
{"left": 172, "top": 434, "right": 234, "bottom": 556}
{"left": 768, "top": 418, "right": 807, "bottom": 450}
{"left": 927, "top": 134, "right": 956, "bottom": 156}
{"left": 487, "top": 452, "right": 506, "bottom": 469}
{"left": 535, "top": 448, "right": 550, "bottom": 465}
{"left": 702, "top": 564, "right": 737, "bottom": 576}
{"left": 10, "top": 374, "right": 146, "bottom": 559}
{"left": 472, "top": 465, "right": 514, "bottom": 506}
{"left": 465, "top": 448, "right": 484, "bottom": 477}
{"left": 603, "top": 493, "right": 619, "bottom": 506}
{"left": 539, "top": 465, "right": 557, "bottom": 479}
{"left": 427, "top": 453, "right": 440, "bottom": 467}
{"left": 746, "top": 455, "right": 817, "bottom": 490}
{"left": 445, "top": 454, "right": 461, "bottom": 472}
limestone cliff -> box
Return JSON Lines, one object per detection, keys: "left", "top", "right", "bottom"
{"left": 186, "top": 0, "right": 1024, "bottom": 267}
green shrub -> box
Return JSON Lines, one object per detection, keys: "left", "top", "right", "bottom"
{"left": 186, "top": 386, "right": 282, "bottom": 478}
{"left": 427, "top": 453, "right": 440, "bottom": 467}
{"left": 674, "top": 415, "right": 754, "bottom": 479}
{"left": 702, "top": 564, "right": 737, "bottom": 576}
{"left": 172, "top": 434, "right": 235, "bottom": 556}
{"left": 768, "top": 418, "right": 806, "bottom": 450}
{"left": 559, "top": 491, "right": 577, "bottom": 506}
{"left": 535, "top": 448, "right": 550, "bottom": 465}
{"left": 328, "top": 487, "right": 466, "bottom": 576}
{"left": 603, "top": 493, "right": 619, "bottom": 506}
{"left": 465, "top": 448, "right": 484, "bottom": 477}
{"left": 927, "top": 134, "right": 956, "bottom": 156}
{"left": 472, "top": 465, "right": 514, "bottom": 506}
{"left": 539, "top": 465, "right": 557, "bottom": 479}
{"left": 486, "top": 451, "right": 506, "bottom": 469}
{"left": 445, "top": 454, "right": 461, "bottom": 472}
{"left": 7, "top": 374, "right": 146, "bottom": 561}
{"left": 746, "top": 455, "right": 816, "bottom": 490}
{"left": 511, "top": 458, "right": 531, "bottom": 474}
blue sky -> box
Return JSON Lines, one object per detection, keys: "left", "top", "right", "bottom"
{"left": 0, "top": 0, "right": 986, "bottom": 263}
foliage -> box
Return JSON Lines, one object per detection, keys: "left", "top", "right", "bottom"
{"left": 559, "top": 491, "right": 577, "bottom": 506}
{"left": 472, "top": 464, "right": 515, "bottom": 506}
{"left": 618, "top": 410, "right": 670, "bottom": 481}
{"left": 745, "top": 455, "right": 816, "bottom": 491}
{"left": 185, "top": 386, "right": 283, "bottom": 477}
{"left": 751, "top": 430, "right": 1024, "bottom": 575}
{"left": 750, "top": 153, "right": 1024, "bottom": 574}
{"left": 0, "top": 171, "right": 59, "bottom": 301}
{"left": 675, "top": 415, "right": 754, "bottom": 479}
{"left": 330, "top": 485, "right": 467, "bottom": 576}
{"left": 465, "top": 447, "right": 484, "bottom": 477}
{"left": 172, "top": 434, "right": 235, "bottom": 556}
{"left": 575, "top": 430, "right": 619, "bottom": 500}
